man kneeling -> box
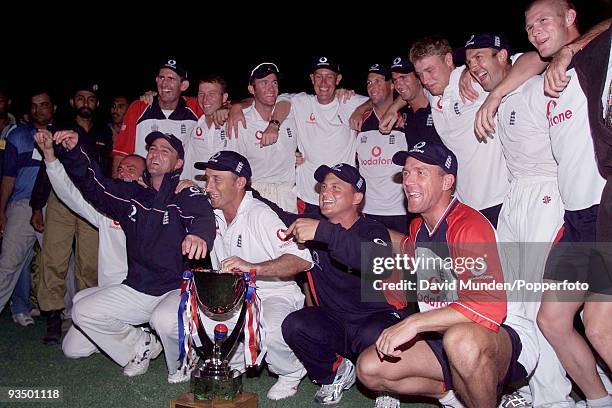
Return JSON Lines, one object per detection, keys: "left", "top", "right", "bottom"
{"left": 356, "top": 143, "right": 537, "bottom": 408}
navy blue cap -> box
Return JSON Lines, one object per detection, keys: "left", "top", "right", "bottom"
{"left": 145, "top": 131, "right": 185, "bottom": 160}
{"left": 368, "top": 63, "right": 391, "bottom": 80}
{"left": 456, "top": 32, "right": 512, "bottom": 61}
{"left": 249, "top": 62, "right": 281, "bottom": 83}
{"left": 73, "top": 80, "right": 100, "bottom": 96}
{"left": 311, "top": 56, "right": 340, "bottom": 74}
{"left": 160, "top": 58, "right": 188, "bottom": 80}
{"left": 390, "top": 56, "right": 414, "bottom": 74}
{"left": 392, "top": 141, "right": 458, "bottom": 177}
{"left": 314, "top": 163, "right": 366, "bottom": 193}
{"left": 194, "top": 151, "right": 252, "bottom": 180}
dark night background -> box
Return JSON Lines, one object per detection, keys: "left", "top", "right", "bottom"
{"left": 2, "top": 0, "right": 610, "bottom": 124}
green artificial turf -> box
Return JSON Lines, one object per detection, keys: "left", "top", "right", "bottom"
{"left": 0, "top": 310, "right": 437, "bottom": 407}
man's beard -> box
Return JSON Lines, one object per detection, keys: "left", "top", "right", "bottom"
{"left": 77, "top": 107, "right": 94, "bottom": 118}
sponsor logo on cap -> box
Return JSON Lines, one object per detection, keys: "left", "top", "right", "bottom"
{"left": 411, "top": 141, "right": 426, "bottom": 153}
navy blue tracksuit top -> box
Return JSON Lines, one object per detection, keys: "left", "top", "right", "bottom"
{"left": 59, "top": 143, "right": 216, "bottom": 296}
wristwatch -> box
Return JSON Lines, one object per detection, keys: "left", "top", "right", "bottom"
{"left": 269, "top": 119, "right": 281, "bottom": 130}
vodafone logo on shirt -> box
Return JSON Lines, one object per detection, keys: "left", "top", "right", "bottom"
{"left": 276, "top": 228, "right": 289, "bottom": 241}
{"left": 195, "top": 127, "right": 203, "bottom": 138}
{"left": 360, "top": 145, "right": 392, "bottom": 166}
{"left": 307, "top": 113, "right": 316, "bottom": 123}
{"left": 546, "top": 99, "right": 573, "bottom": 128}
{"left": 110, "top": 219, "right": 122, "bottom": 230}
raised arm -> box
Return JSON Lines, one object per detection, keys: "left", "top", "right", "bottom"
{"left": 52, "top": 130, "right": 139, "bottom": 221}
{"left": 475, "top": 51, "right": 548, "bottom": 140}
{"left": 544, "top": 18, "right": 611, "bottom": 97}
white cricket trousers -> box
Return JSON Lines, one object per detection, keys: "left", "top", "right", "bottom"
{"left": 497, "top": 177, "right": 573, "bottom": 407}
{"left": 71, "top": 284, "right": 181, "bottom": 373}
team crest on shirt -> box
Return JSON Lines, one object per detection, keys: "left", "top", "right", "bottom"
{"left": 509, "top": 111, "right": 516, "bottom": 125}
{"left": 181, "top": 124, "right": 186, "bottom": 135}
{"left": 162, "top": 211, "right": 169, "bottom": 225}
{"left": 151, "top": 124, "right": 159, "bottom": 132}
{"left": 237, "top": 234, "right": 242, "bottom": 248}
{"left": 426, "top": 114, "right": 434, "bottom": 126}
{"left": 389, "top": 134, "right": 395, "bottom": 144}
{"left": 360, "top": 134, "right": 367, "bottom": 143}
{"left": 453, "top": 102, "right": 461, "bottom": 116}
{"left": 286, "top": 128, "right": 293, "bottom": 138}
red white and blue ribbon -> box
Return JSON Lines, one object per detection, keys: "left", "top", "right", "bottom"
{"left": 178, "top": 270, "right": 201, "bottom": 371}
{"left": 243, "top": 271, "right": 265, "bottom": 367}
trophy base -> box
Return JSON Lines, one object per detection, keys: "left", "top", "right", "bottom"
{"left": 169, "top": 392, "right": 258, "bottom": 408}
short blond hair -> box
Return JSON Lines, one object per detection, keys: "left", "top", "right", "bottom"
{"left": 410, "top": 36, "right": 452, "bottom": 64}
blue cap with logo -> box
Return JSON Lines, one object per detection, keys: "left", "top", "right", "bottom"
{"left": 194, "top": 151, "right": 252, "bottom": 180}
{"left": 392, "top": 141, "right": 458, "bottom": 176}
{"left": 311, "top": 56, "right": 340, "bottom": 74}
{"left": 390, "top": 55, "right": 414, "bottom": 74}
{"left": 144, "top": 131, "right": 185, "bottom": 160}
{"left": 249, "top": 62, "right": 281, "bottom": 83}
{"left": 314, "top": 163, "right": 366, "bottom": 193}
{"left": 456, "top": 32, "right": 512, "bottom": 61}
{"left": 368, "top": 63, "right": 391, "bottom": 80}
{"left": 160, "top": 57, "right": 188, "bottom": 80}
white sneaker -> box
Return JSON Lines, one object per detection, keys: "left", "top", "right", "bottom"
{"left": 314, "top": 358, "right": 356, "bottom": 405}
{"left": 167, "top": 366, "right": 195, "bottom": 384}
{"left": 267, "top": 376, "right": 301, "bottom": 400}
{"left": 123, "top": 329, "right": 163, "bottom": 377}
{"left": 29, "top": 308, "right": 41, "bottom": 317}
{"left": 12, "top": 312, "right": 34, "bottom": 327}
{"left": 375, "top": 395, "right": 400, "bottom": 408}
{"left": 499, "top": 391, "right": 532, "bottom": 408}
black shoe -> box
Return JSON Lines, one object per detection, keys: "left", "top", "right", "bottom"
{"left": 43, "top": 310, "right": 63, "bottom": 345}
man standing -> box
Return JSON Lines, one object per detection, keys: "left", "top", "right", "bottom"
{"left": 385, "top": 55, "right": 442, "bottom": 148}
{"left": 408, "top": 36, "right": 510, "bottom": 227}
{"left": 463, "top": 32, "right": 569, "bottom": 408}
{"left": 267, "top": 56, "right": 368, "bottom": 214}
{"left": 182, "top": 75, "right": 231, "bottom": 185}
{"left": 31, "top": 82, "right": 111, "bottom": 345}
{"left": 111, "top": 58, "right": 197, "bottom": 176}
{"left": 235, "top": 63, "right": 299, "bottom": 212}
{"left": 356, "top": 63, "right": 409, "bottom": 233}
{"left": 0, "top": 90, "right": 55, "bottom": 324}
{"left": 109, "top": 95, "right": 129, "bottom": 144}
{"left": 522, "top": 1, "right": 612, "bottom": 405}
{"left": 49, "top": 129, "right": 215, "bottom": 383}
{"left": 194, "top": 151, "right": 312, "bottom": 400}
